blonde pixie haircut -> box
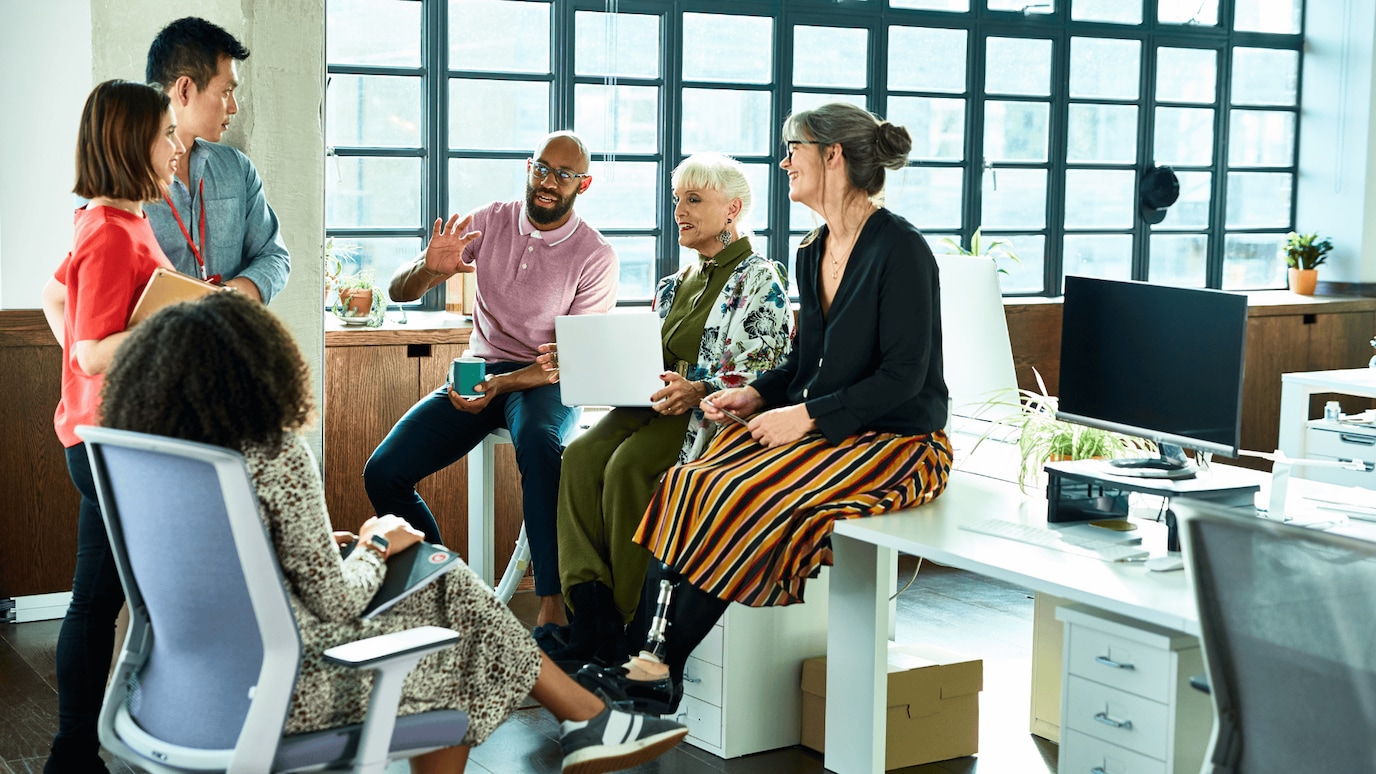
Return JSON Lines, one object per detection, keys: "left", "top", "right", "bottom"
{"left": 671, "top": 152, "right": 753, "bottom": 229}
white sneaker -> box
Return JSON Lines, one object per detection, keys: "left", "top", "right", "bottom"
{"left": 558, "top": 705, "right": 688, "bottom": 774}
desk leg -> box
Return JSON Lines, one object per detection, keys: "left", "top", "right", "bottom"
{"left": 1277, "top": 381, "right": 1311, "bottom": 459}
{"left": 826, "top": 533, "right": 890, "bottom": 774}
{"left": 467, "top": 440, "right": 497, "bottom": 587}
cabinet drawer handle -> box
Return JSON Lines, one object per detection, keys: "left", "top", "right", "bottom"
{"left": 675, "top": 712, "right": 690, "bottom": 723}
{"left": 682, "top": 671, "right": 702, "bottom": 684}
{"left": 1338, "top": 433, "right": 1376, "bottom": 446}
{"left": 1093, "top": 711, "right": 1133, "bottom": 730}
{"left": 1091, "top": 767, "right": 1113, "bottom": 774}
{"left": 1094, "top": 656, "right": 1135, "bottom": 670}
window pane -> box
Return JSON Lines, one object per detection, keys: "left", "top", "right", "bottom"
{"left": 1149, "top": 234, "right": 1208, "bottom": 287}
{"left": 680, "top": 235, "right": 771, "bottom": 272}
{"left": 1063, "top": 234, "right": 1132, "bottom": 281}
{"left": 1072, "top": 0, "right": 1142, "bottom": 24}
{"left": 1066, "top": 104, "right": 1138, "bottom": 163}
{"left": 1229, "top": 110, "right": 1295, "bottom": 167}
{"left": 681, "top": 89, "right": 771, "bottom": 155}
{"left": 608, "top": 236, "right": 658, "bottom": 301}
{"left": 1153, "top": 170, "right": 1212, "bottom": 230}
{"left": 1065, "top": 170, "right": 1135, "bottom": 229}
{"left": 1226, "top": 172, "right": 1292, "bottom": 229}
{"left": 575, "top": 11, "right": 659, "bottom": 78}
{"left": 448, "top": 0, "right": 549, "bottom": 73}
{"left": 575, "top": 85, "right": 659, "bottom": 153}
{"left": 794, "top": 26, "right": 868, "bottom": 89}
{"left": 990, "top": 234, "right": 1044, "bottom": 293}
{"left": 886, "top": 166, "right": 963, "bottom": 230}
{"left": 1232, "top": 48, "right": 1299, "bottom": 106}
{"left": 1154, "top": 107, "right": 1214, "bottom": 166}
{"left": 790, "top": 200, "right": 823, "bottom": 233}
{"left": 448, "top": 159, "right": 529, "bottom": 218}
{"left": 327, "top": 75, "right": 421, "bottom": 148}
{"left": 1223, "top": 233, "right": 1287, "bottom": 289}
{"left": 449, "top": 79, "right": 549, "bottom": 150}
{"left": 988, "top": 0, "right": 1055, "bottom": 10}
{"left": 573, "top": 161, "right": 658, "bottom": 230}
{"left": 888, "top": 97, "right": 965, "bottom": 161}
{"left": 1069, "top": 38, "right": 1140, "bottom": 100}
{"left": 1157, "top": 48, "right": 1217, "bottom": 103}
{"left": 1159, "top": 0, "right": 1219, "bottom": 26}
{"left": 984, "top": 101, "right": 1049, "bottom": 162}
{"left": 683, "top": 14, "right": 772, "bottom": 84}
{"left": 981, "top": 168, "right": 1047, "bottom": 229}
{"left": 328, "top": 0, "right": 419, "bottom": 66}
{"left": 891, "top": 0, "right": 969, "bottom": 10}
{"left": 889, "top": 27, "right": 967, "bottom": 93}
{"left": 1235, "top": 0, "right": 1301, "bottom": 34}
{"left": 792, "top": 92, "right": 868, "bottom": 112}
{"left": 786, "top": 232, "right": 806, "bottom": 292}
{"left": 985, "top": 37, "right": 1052, "bottom": 97}
{"left": 327, "top": 157, "right": 422, "bottom": 228}
{"left": 739, "top": 163, "right": 772, "bottom": 227}
{"left": 327, "top": 237, "right": 425, "bottom": 303}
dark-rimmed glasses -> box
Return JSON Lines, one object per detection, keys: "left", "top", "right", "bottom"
{"left": 783, "top": 140, "right": 826, "bottom": 162}
{"left": 530, "top": 160, "right": 591, "bottom": 186}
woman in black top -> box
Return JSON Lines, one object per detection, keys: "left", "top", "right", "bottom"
{"left": 577, "top": 102, "right": 953, "bottom": 714}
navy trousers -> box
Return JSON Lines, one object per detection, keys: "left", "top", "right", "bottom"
{"left": 363, "top": 361, "right": 578, "bottom": 596}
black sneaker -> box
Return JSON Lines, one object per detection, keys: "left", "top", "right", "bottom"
{"left": 558, "top": 705, "right": 688, "bottom": 774}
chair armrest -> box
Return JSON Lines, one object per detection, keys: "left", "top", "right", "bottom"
{"left": 323, "top": 625, "right": 459, "bottom": 669}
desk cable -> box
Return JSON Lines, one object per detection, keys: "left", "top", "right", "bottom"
{"left": 890, "top": 555, "right": 924, "bottom": 601}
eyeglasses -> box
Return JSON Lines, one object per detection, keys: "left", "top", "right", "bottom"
{"left": 530, "top": 160, "right": 591, "bottom": 186}
{"left": 783, "top": 140, "right": 826, "bottom": 162}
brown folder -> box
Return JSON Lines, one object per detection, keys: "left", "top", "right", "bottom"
{"left": 128, "top": 267, "right": 225, "bottom": 327}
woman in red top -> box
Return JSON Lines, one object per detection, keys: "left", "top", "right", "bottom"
{"left": 38, "top": 79, "right": 185, "bottom": 772}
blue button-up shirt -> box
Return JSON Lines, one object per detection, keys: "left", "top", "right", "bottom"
{"left": 145, "top": 139, "right": 291, "bottom": 303}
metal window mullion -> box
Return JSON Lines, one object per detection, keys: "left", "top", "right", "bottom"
{"left": 420, "top": 0, "right": 447, "bottom": 310}
{"left": 964, "top": 20, "right": 982, "bottom": 273}
{"left": 772, "top": 8, "right": 794, "bottom": 272}
{"left": 552, "top": 2, "right": 574, "bottom": 131}
{"left": 661, "top": 7, "right": 682, "bottom": 283}
{"left": 1209, "top": 33, "right": 1232, "bottom": 290}
{"left": 1134, "top": 24, "right": 1160, "bottom": 283}
{"left": 328, "top": 64, "right": 425, "bottom": 78}
{"left": 1045, "top": 28, "right": 1067, "bottom": 294}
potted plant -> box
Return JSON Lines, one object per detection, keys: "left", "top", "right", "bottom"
{"left": 325, "top": 240, "right": 385, "bottom": 327}
{"left": 1283, "top": 232, "right": 1332, "bottom": 296}
{"left": 972, "top": 370, "right": 1156, "bottom": 492}
{"left": 940, "top": 227, "right": 1022, "bottom": 275}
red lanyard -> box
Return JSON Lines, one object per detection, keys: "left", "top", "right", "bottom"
{"left": 163, "top": 178, "right": 220, "bottom": 283}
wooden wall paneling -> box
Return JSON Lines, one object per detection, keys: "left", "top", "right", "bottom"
{"left": 0, "top": 311, "right": 79, "bottom": 597}
{"left": 1239, "top": 315, "right": 1311, "bottom": 468}
{"left": 1004, "top": 302, "right": 1062, "bottom": 396}
{"left": 323, "top": 344, "right": 419, "bottom": 530}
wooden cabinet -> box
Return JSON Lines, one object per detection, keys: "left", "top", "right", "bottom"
{"left": 323, "top": 316, "right": 525, "bottom": 576}
{"left": 0, "top": 310, "right": 79, "bottom": 598}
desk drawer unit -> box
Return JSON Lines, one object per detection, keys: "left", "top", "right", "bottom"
{"left": 1303, "top": 423, "right": 1376, "bottom": 486}
{"left": 1057, "top": 605, "right": 1212, "bottom": 774}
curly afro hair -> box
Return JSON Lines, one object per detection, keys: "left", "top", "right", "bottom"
{"left": 100, "top": 291, "right": 313, "bottom": 453}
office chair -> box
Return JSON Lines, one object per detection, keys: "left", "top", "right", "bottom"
{"left": 1179, "top": 499, "right": 1376, "bottom": 774}
{"left": 79, "top": 426, "right": 469, "bottom": 774}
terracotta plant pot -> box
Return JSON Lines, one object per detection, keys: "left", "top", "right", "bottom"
{"left": 1288, "top": 268, "right": 1318, "bottom": 296}
{"left": 339, "top": 287, "right": 374, "bottom": 317}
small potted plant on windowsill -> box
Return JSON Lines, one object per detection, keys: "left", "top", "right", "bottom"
{"left": 325, "top": 240, "right": 385, "bottom": 327}
{"left": 1283, "top": 232, "right": 1332, "bottom": 296}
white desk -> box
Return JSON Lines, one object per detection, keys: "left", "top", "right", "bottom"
{"left": 1278, "top": 368, "right": 1376, "bottom": 460}
{"left": 823, "top": 470, "right": 1201, "bottom": 774}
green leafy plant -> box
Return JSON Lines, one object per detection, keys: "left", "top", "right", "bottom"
{"left": 1283, "top": 232, "right": 1333, "bottom": 270}
{"left": 940, "top": 227, "right": 1022, "bottom": 275}
{"left": 325, "top": 239, "right": 385, "bottom": 327}
{"left": 971, "top": 369, "right": 1156, "bottom": 492}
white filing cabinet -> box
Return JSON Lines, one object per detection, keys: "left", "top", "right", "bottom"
{"left": 1302, "top": 419, "right": 1376, "bottom": 486}
{"left": 1056, "top": 605, "right": 1212, "bottom": 774}
{"left": 673, "top": 568, "right": 829, "bottom": 758}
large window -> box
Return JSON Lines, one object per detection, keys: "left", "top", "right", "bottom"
{"left": 326, "top": 0, "right": 1305, "bottom": 305}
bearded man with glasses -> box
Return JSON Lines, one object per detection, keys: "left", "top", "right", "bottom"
{"left": 368, "top": 131, "right": 617, "bottom": 631}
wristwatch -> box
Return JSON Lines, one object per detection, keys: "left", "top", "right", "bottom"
{"left": 362, "top": 533, "right": 389, "bottom": 560}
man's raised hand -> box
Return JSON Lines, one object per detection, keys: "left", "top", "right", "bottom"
{"left": 423, "top": 213, "right": 481, "bottom": 276}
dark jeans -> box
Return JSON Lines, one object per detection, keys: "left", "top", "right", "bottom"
{"left": 46, "top": 443, "right": 124, "bottom": 773}
{"left": 363, "top": 361, "right": 578, "bottom": 596}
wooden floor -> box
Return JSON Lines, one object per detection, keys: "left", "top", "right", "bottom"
{"left": 0, "top": 558, "right": 1057, "bottom": 773}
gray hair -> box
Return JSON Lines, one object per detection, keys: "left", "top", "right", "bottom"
{"left": 782, "top": 102, "right": 912, "bottom": 197}
{"left": 671, "top": 152, "right": 753, "bottom": 226}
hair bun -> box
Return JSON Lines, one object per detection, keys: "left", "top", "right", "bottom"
{"left": 875, "top": 121, "right": 912, "bottom": 170}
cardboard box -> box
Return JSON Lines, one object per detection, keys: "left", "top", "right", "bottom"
{"left": 800, "top": 642, "right": 982, "bottom": 770}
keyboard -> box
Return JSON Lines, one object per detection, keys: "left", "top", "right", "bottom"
{"left": 960, "top": 519, "right": 1150, "bottom": 562}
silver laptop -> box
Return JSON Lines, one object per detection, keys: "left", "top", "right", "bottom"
{"left": 555, "top": 312, "right": 664, "bottom": 407}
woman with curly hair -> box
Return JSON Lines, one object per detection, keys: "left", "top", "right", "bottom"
{"left": 99, "top": 292, "right": 687, "bottom": 774}
{"left": 40, "top": 79, "right": 185, "bottom": 771}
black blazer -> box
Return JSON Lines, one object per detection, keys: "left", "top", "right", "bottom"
{"left": 752, "top": 208, "right": 948, "bottom": 443}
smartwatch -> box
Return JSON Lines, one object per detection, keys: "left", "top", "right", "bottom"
{"left": 362, "top": 533, "right": 389, "bottom": 560}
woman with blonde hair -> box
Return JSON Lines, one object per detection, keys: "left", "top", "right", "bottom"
{"left": 540, "top": 152, "right": 792, "bottom": 667}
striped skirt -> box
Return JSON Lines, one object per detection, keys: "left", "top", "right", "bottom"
{"left": 632, "top": 423, "right": 952, "bottom": 607}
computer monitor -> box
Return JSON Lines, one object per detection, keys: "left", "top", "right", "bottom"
{"left": 1055, "top": 276, "right": 1248, "bottom": 479}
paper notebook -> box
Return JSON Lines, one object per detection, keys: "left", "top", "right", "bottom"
{"left": 128, "top": 267, "right": 225, "bottom": 327}
{"left": 340, "top": 540, "right": 462, "bottom": 619}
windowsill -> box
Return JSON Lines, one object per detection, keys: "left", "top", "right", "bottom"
{"left": 1001, "top": 290, "right": 1376, "bottom": 315}
{"left": 325, "top": 310, "right": 473, "bottom": 346}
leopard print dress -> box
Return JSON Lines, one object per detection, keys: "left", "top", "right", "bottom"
{"left": 244, "top": 434, "right": 541, "bottom": 745}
